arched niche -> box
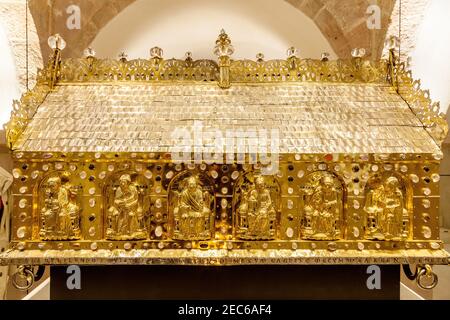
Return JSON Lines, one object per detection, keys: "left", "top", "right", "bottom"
{"left": 103, "top": 171, "right": 151, "bottom": 240}
{"left": 299, "top": 171, "right": 345, "bottom": 241}
{"left": 232, "top": 172, "right": 281, "bottom": 240}
{"left": 167, "top": 171, "right": 216, "bottom": 240}
{"left": 37, "top": 171, "right": 82, "bottom": 241}
{"left": 363, "top": 172, "right": 413, "bottom": 241}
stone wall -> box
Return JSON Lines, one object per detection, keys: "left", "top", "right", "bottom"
{"left": 28, "top": 0, "right": 397, "bottom": 60}
{"left": 0, "top": 0, "right": 42, "bottom": 92}
{"left": 29, "top": 0, "right": 135, "bottom": 60}
{"left": 286, "top": 0, "right": 396, "bottom": 58}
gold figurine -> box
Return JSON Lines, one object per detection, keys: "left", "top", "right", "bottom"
{"left": 364, "top": 176, "right": 410, "bottom": 240}
{"left": 171, "top": 175, "right": 214, "bottom": 240}
{"left": 40, "top": 175, "right": 81, "bottom": 240}
{"left": 235, "top": 175, "right": 278, "bottom": 240}
{"left": 106, "top": 174, "right": 147, "bottom": 240}
{"left": 300, "top": 172, "right": 343, "bottom": 240}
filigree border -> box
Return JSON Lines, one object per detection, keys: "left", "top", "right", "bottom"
{"left": 59, "top": 57, "right": 219, "bottom": 82}
{"left": 229, "top": 58, "right": 388, "bottom": 83}
{"left": 52, "top": 56, "right": 389, "bottom": 84}
{"left": 3, "top": 70, "right": 51, "bottom": 150}
{"left": 396, "top": 62, "right": 449, "bottom": 146}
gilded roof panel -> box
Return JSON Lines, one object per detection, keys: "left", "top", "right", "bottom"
{"left": 15, "top": 83, "right": 439, "bottom": 154}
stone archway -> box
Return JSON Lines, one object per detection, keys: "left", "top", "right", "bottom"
{"left": 286, "top": 0, "right": 396, "bottom": 58}
{"left": 28, "top": 0, "right": 396, "bottom": 60}
{"left": 29, "top": 0, "right": 135, "bottom": 59}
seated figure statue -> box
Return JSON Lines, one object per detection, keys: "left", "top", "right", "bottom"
{"left": 303, "top": 175, "right": 340, "bottom": 240}
{"left": 238, "top": 175, "right": 276, "bottom": 239}
{"left": 173, "top": 176, "right": 212, "bottom": 240}
{"left": 107, "top": 174, "right": 146, "bottom": 240}
{"left": 40, "top": 176, "right": 81, "bottom": 240}
{"left": 364, "top": 176, "right": 408, "bottom": 240}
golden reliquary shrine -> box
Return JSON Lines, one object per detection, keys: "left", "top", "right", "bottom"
{"left": 0, "top": 31, "right": 449, "bottom": 287}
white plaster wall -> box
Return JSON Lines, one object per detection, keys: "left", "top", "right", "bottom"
{"left": 384, "top": 0, "right": 449, "bottom": 115}
{"left": 383, "top": 0, "right": 431, "bottom": 61}
{"left": 90, "top": 0, "right": 336, "bottom": 61}
{"left": 410, "top": 0, "right": 450, "bottom": 115}
{"left": 0, "top": 20, "right": 20, "bottom": 127}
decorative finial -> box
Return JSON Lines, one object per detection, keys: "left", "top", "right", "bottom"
{"left": 118, "top": 52, "right": 128, "bottom": 62}
{"left": 385, "top": 36, "right": 399, "bottom": 51}
{"left": 150, "top": 46, "right": 163, "bottom": 59}
{"left": 185, "top": 51, "right": 193, "bottom": 61}
{"left": 214, "top": 29, "right": 234, "bottom": 57}
{"left": 286, "top": 47, "right": 298, "bottom": 58}
{"left": 351, "top": 48, "right": 366, "bottom": 58}
{"left": 47, "top": 34, "right": 66, "bottom": 89}
{"left": 214, "top": 29, "right": 233, "bottom": 89}
{"left": 406, "top": 56, "right": 412, "bottom": 69}
{"left": 83, "top": 47, "right": 96, "bottom": 58}
{"left": 321, "top": 52, "right": 330, "bottom": 62}
{"left": 256, "top": 53, "right": 264, "bottom": 62}
{"left": 185, "top": 52, "right": 193, "bottom": 66}
{"left": 48, "top": 34, "right": 66, "bottom": 50}
{"left": 386, "top": 37, "right": 399, "bottom": 89}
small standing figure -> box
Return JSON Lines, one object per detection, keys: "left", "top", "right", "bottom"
{"left": 237, "top": 175, "right": 277, "bottom": 240}
{"left": 66, "top": 186, "right": 81, "bottom": 238}
{"left": 364, "top": 176, "right": 409, "bottom": 240}
{"left": 172, "top": 176, "right": 213, "bottom": 240}
{"left": 40, "top": 175, "right": 81, "bottom": 240}
{"left": 106, "top": 174, "right": 146, "bottom": 240}
{"left": 301, "top": 173, "right": 342, "bottom": 240}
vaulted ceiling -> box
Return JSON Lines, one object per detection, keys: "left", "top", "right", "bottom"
{"left": 29, "top": 0, "right": 396, "bottom": 59}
